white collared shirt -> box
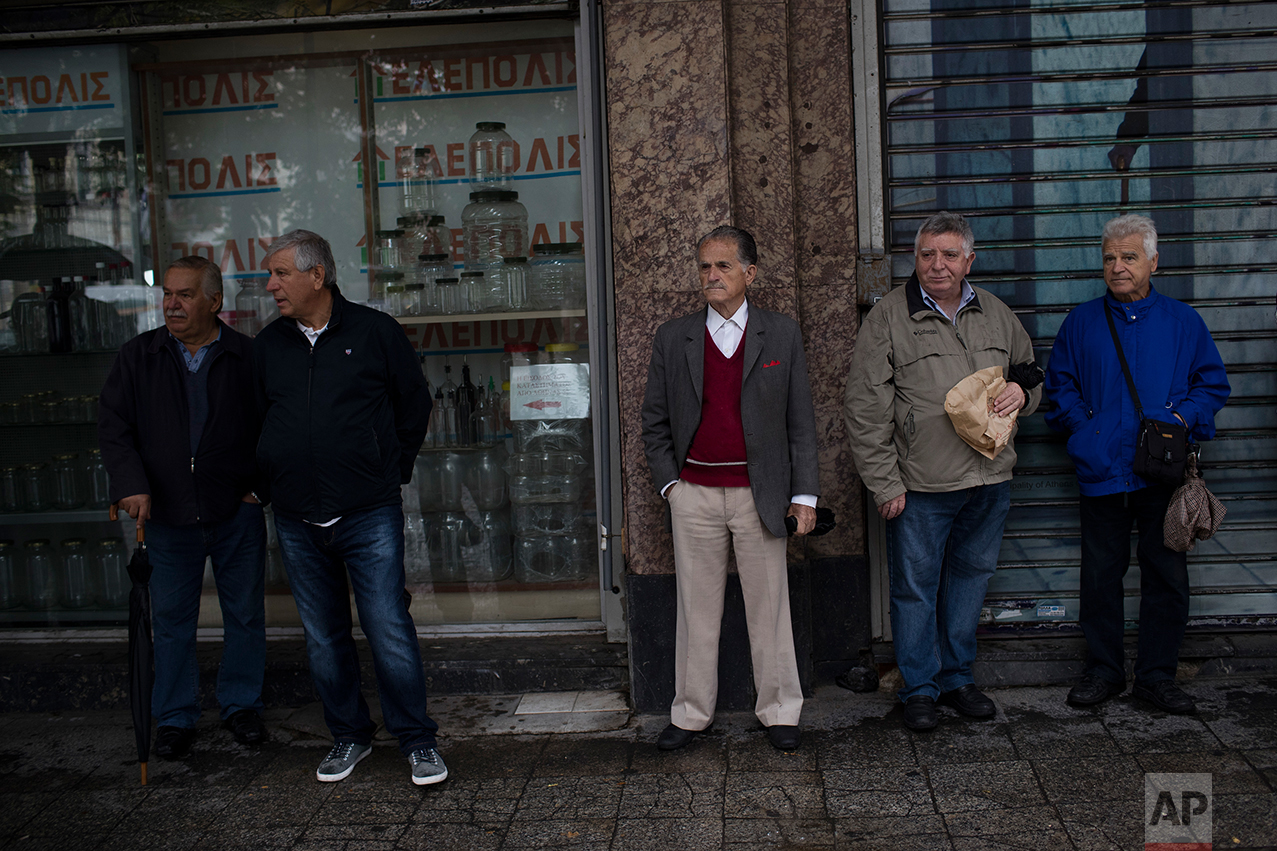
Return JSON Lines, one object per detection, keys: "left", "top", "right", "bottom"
{"left": 705, "top": 300, "right": 748, "bottom": 358}
{"left": 921, "top": 280, "right": 976, "bottom": 325}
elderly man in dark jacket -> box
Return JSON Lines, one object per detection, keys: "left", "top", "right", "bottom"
{"left": 99, "top": 255, "right": 267, "bottom": 760}
{"left": 254, "top": 230, "right": 442, "bottom": 787}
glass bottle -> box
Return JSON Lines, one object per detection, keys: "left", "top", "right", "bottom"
{"left": 95, "top": 537, "right": 129, "bottom": 608}
{"left": 20, "top": 463, "right": 51, "bottom": 511}
{"left": 425, "top": 215, "right": 452, "bottom": 257}
{"left": 456, "top": 359, "right": 478, "bottom": 447}
{"left": 52, "top": 453, "right": 85, "bottom": 510}
{"left": 503, "top": 256, "right": 529, "bottom": 310}
{"left": 427, "top": 385, "right": 447, "bottom": 449}
{"left": 59, "top": 538, "right": 94, "bottom": 608}
{"left": 0, "top": 467, "right": 19, "bottom": 512}
{"left": 68, "top": 276, "right": 91, "bottom": 351}
{"left": 0, "top": 540, "right": 17, "bottom": 610}
{"left": 234, "top": 280, "right": 263, "bottom": 336}
{"left": 467, "top": 121, "right": 517, "bottom": 190}
{"left": 22, "top": 539, "right": 57, "bottom": 609}
{"left": 46, "top": 277, "right": 74, "bottom": 353}
{"left": 85, "top": 448, "right": 111, "bottom": 510}
{"left": 11, "top": 284, "right": 49, "bottom": 354}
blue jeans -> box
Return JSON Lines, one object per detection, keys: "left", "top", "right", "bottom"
{"left": 147, "top": 500, "right": 267, "bottom": 729}
{"left": 273, "top": 504, "right": 438, "bottom": 755}
{"left": 1079, "top": 486, "right": 1189, "bottom": 687}
{"left": 885, "top": 483, "right": 1010, "bottom": 701}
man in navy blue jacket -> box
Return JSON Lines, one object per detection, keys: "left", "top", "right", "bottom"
{"left": 254, "top": 230, "right": 443, "bottom": 786}
{"left": 1045, "top": 215, "right": 1229, "bottom": 715}
{"left": 99, "top": 255, "right": 267, "bottom": 759}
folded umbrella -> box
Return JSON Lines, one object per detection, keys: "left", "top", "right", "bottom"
{"left": 111, "top": 504, "right": 153, "bottom": 785}
{"left": 785, "top": 506, "right": 837, "bottom": 537}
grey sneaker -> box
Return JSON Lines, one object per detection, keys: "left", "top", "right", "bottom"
{"left": 316, "top": 741, "right": 372, "bottom": 782}
{"left": 409, "top": 747, "right": 448, "bottom": 786}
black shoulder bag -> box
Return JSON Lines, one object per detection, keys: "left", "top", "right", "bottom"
{"left": 1105, "top": 305, "right": 1188, "bottom": 486}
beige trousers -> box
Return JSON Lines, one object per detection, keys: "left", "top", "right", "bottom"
{"left": 667, "top": 480, "right": 804, "bottom": 730}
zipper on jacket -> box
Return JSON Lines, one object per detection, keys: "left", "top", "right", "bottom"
{"left": 190, "top": 456, "right": 199, "bottom": 521}
{"left": 307, "top": 343, "right": 319, "bottom": 520}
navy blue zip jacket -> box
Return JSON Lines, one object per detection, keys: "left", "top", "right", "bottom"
{"left": 1044, "top": 286, "right": 1230, "bottom": 497}
{"left": 253, "top": 286, "right": 431, "bottom": 522}
{"left": 99, "top": 320, "right": 261, "bottom": 526}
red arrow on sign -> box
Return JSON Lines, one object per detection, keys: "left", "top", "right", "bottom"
{"left": 523, "top": 400, "right": 563, "bottom": 410}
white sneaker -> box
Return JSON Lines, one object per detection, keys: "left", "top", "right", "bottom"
{"left": 316, "top": 741, "right": 372, "bottom": 782}
{"left": 409, "top": 747, "right": 448, "bottom": 785}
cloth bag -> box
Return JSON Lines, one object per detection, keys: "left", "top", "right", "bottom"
{"left": 944, "top": 366, "right": 1018, "bottom": 460}
{"left": 1164, "top": 451, "right": 1226, "bottom": 552}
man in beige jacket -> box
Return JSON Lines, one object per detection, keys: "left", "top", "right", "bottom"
{"left": 844, "top": 211, "right": 1041, "bottom": 731}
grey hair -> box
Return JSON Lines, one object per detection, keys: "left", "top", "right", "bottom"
{"left": 264, "top": 229, "right": 337, "bottom": 289}
{"left": 914, "top": 211, "right": 974, "bottom": 257}
{"left": 697, "top": 225, "right": 758, "bottom": 268}
{"left": 1102, "top": 214, "right": 1158, "bottom": 259}
{"left": 166, "top": 255, "right": 222, "bottom": 299}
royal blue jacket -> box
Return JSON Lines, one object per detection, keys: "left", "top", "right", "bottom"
{"left": 1044, "top": 286, "right": 1230, "bottom": 497}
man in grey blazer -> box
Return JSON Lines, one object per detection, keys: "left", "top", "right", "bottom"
{"left": 641, "top": 225, "right": 820, "bottom": 751}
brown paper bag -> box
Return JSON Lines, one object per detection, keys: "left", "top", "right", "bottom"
{"left": 944, "top": 366, "right": 1017, "bottom": 460}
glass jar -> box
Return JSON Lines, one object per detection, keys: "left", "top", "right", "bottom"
{"left": 17, "top": 393, "right": 38, "bottom": 423}
{"left": 425, "top": 511, "right": 467, "bottom": 582}
{"left": 529, "top": 243, "right": 587, "bottom": 310}
{"left": 20, "top": 463, "right": 51, "bottom": 512}
{"left": 59, "top": 538, "right": 94, "bottom": 608}
{"left": 513, "top": 532, "right": 590, "bottom": 584}
{"left": 0, "top": 540, "right": 17, "bottom": 610}
{"left": 234, "top": 280, "right": 264, "bottom": 336}
{"left": 461, "top": 508, "right": 513, "bottom": 581}
{"left": 11, "top": 284, "right": 49, "bottom": 354}
{"left": 371, "top": 269, "right": 403, "bottom": 305}
{"left": 385, "top": 284, "right": 405, "bottom": 317}
{"left": 436, "top": 277, "right": 467, "bottom": 315}
{"left": 52, "top": 453, "right": 85, "bottom": 510}
{"left": 416, "top": 253, "right": 452, "bottom": 314}
{"left": 22, "top": 539, "right": 57, "bottom": 609}
{"left": 95, "top": 537, "right": 129, "bottom": 608}
{"left": 467, "top": 121, "right": 517, "bottom": 190}
{"left": 0, "top": 401, "right": 19, "bottom": 425}
{"left": 403, "top": 283, "right": 424, "bottom": 317}
{"left": 374, "top": 229, "right": 404, "bottom": 271}
{"left": 0, "top": 467, "right": 19, "bottom": 513}
{"left": 425, "top": 215, "right": 452, "bottom": 257}
{"left": 415, "top": 450, "right": 465, "bottom": 512}
{"left": 462, "top": 190, "right": 528, "bottom": 271}
{"left": 502, "top": 257, "right": 529, "bottom": 310}
{"left": 68, "top": 277, "right": 92, "bottom": 352}
{"left": 463, "top": 443, "right": 508, "bottom": 510}
{"left": 85, "top": 449, "right": 111, "bottom": 509}
{"left": 38, "top": 400, "right": 60, "bottom": 424}
{"left": 460, "top": 271, "right": 487, "bottom": 313}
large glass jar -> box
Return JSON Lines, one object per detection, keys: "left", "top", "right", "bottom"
{"left": 461, "top": 509, "right": 513, "bottom": 581}
{"left": 467, "top": 121, "right": 517, "bottom": 190}
{"left": 502, "top": 257, "right": 529, "bottom": 310}
{"left": 20, "top": 463, "right": 51, "bottom": 512}
{"left": 403, "top": 283, "right": 424, "bottom": 317}
{"left": 397, "top": 148, "right": 437, "bottom": 217}
{"left": 425, "top": 215, "right": 452, "bottom": 257}
{"left": 22, "top": 539, "right": 57, "bottom": 610}
{"left": 374, "top": 229, "right": 404, "bottom": 271}
{"left": 11, "top": 284, "right": 49, "bottom": 353}
{"left": 416, "top": 253, "right": 452, "bottom": 314}
{"left": 0, "top": 540, "right": 17, "bottom": 610}
{"left": 385, "top": 285, "right": 405, "bottom": 317}
{"left": 460, "top": 271, "right": 488, "bottom": 313}
{"left": 85, "top": 449, "right": 111, "bottom": 510}
{"left": 52, "top": 453, "right": 85, "bottom": 510}
{"left": 95, "top": 537, "right": 129, "bottom": 608}
{"left": 0, "top": 468, "right": 19, "bottom": 513}
{"left": 436, "top": 277, "right": 467, "bottom": 315}
{"left": 59, "top": 538, "right": 94, "bottom": 609}
{"left": 371, "top": 269, "right": 403, "bottom": 304}
{"left": 529, "top": 243, "right": 587, "bottom": 310}
{"left": 462, "top": 190, "right": 527, "bottom": 271}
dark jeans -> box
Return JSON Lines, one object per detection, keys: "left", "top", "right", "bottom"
{"left": 1078, "top": 486, "right": 1189, "bottom": 686}
{"left": 274, "top": 504, "right": 438, "bottom": 755}
{"left": 147, "top": 500, "right": 267, "bottom": 728}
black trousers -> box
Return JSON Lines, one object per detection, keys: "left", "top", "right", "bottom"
{"left": 1078, "top": 486, "right": 1190, "bottom": 686}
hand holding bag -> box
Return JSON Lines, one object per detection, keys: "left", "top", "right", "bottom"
{"left": 1105, "top": 307, "right": 1189, "bottom": 486}
{"left": 1164, "top": 450, "right": 1226, "bottom": 552}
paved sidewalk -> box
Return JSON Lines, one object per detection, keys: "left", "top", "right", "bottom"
{"left": 1, "top": 678, "right": 1275, "bottom": 850}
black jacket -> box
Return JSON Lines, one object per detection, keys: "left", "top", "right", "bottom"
{"left": 98, "top": 321, "right": 261, "bottom": 526}
{"left": 253, "top": 287, "right": 431, "bottom": 522}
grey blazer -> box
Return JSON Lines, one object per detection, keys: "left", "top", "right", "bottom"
{"left": 640, "top": 304, "right": 820, "bottom": 539}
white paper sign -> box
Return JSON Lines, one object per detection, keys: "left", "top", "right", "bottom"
{"left": 0, "top": 45, "right": 126, "bottom": 136}
{"left": 510, "top": 363, "right": 590, "bottom": 420}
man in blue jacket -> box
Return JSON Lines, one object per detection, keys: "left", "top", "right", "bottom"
{"left": 255, "top": 230, "right": 443, "bottom": 785}
{"left": 1045, "top": 214, "right": 1229, "bottom": 715}
{"left": 99, "top": 255, "right": 267, "bottom": 758}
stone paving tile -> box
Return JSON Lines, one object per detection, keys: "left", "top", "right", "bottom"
{"left": 310, "top": 798, "right": 418, "bottom": 826}
{"left": 436, "top": 734, "right": 548, "bottom": 780}
{"left": 1032, "top": 755, "right": 1143, "bottom": 804}
{"left": 833, "top": 819, "right": 955, "bottom": 851}
{"left": 0, "top": 792, "right": 61, "bottom": 838}
{"left": 394, "top": 821, "right": 507, "bottom": 850}
{"left": 112, "top": 786, "right": 237, "bottom": 834}
{"left": 628, "top": 732, "right": 728, "bottom": 775}
{"left": 910, "top": 721, "right": 1019, "bottom": 765}
{"left": 726, "top": 732, "right": 818, "bottom": 772}
{"left": 203, "top": 786, "right": 327, "bottom": 829}
{"left": 617, "top": 771, "right": 723, "bottom": 818}
{"left": 945, "top": 805, "right": 1071, "bottom": 848}
{"left": 1098, "top": 700, "right": 1221, "bottom": 754}
{"left": 501, "top": 816, "right": 615, "bottom": 849}
{"left": 927, "top": 761, "right": 1046, "bottom": 813}
{"left": 512, "top": 773, "right": 625, "bottom": 820}
{"left": 1212, "top": 793, "right": 1277, "bottom": 849}
{"left": 1055, "top": 799, "right": 1142, "bottom": 851}
{"left": 1242, "top": 747, "right": 1277, "bottom": 786}
{"left": 1003, "top": 711, "right": 1116, "bottom": 760}
{"left": 816, "top": 721, "right": 917, "bottom": 770}
{"left": 823, "top": 767, "right": 935, "bottom": 819}
{"left": 723, "top": 816, "right": 833, "bottom": 848}
{"left": 723, "top": 770, "right": 825, "bottom": 819}
{"left": 611, "top": 817, "right": 722, "bottom": 851}
{"left": 409, "top": 776, "right": 525, "bottom": 823}
{"left": 1198, "top": 682, "right": 1277, "bottom": 750}
{"left": 19, "top": 787, "right": 147, "bottom": 834}
{"left": 300, "top": 822, "right": 410, "bottom": 843}
{"left": 1138, "top": 750, "right": 1273, "bottom": 795}
{"left": 86, "top": 832, "right": 199, "bottom": 851}
{"left": 533, "top": 735, "right": 633, "bottom": 777}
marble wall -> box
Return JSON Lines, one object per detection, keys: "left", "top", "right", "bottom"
{"left": 604, "top": 0, "right": 864, "bottom": 576}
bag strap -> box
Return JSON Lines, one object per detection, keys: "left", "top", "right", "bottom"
{"left": 1104, "top": 302, "right": 1145, "bottom": 421}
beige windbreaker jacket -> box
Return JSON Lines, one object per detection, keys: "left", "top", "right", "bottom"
{"left": 844, "top": 274, "right": 1040, "bottom": 507}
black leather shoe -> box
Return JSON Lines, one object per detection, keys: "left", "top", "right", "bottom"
{"left": 1132, "top": 680, "right": 1196, "bottom": 715}
{"left": 903, "top": 695, "right": 937, "bottom": 731}
{"left": 224, "top": 709, "right": 267, "bottom": 745}
{"left": 766, "top": 725, "right": 800, "bottom": 751}
{"left": 1066, "top": 674, "right": 1125, "bottom": 707}
{"left": 656, "top": 724, "right": 700, "bottom": 751}
{"left": 154, "top": 726, "right": 196, "bottom": 759}
{"left": 938, "top": 684, "right": 996, "bottom": 719}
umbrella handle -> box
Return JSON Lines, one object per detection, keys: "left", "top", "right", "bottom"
{"left": 108, "top": 503, "right": 146, "bottom": 544}
{"left": 109, "top": 503, "right": 118, "bottom": 521}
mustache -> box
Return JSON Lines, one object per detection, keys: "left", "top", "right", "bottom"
{"left": 165, "top": 310, "right": 188, "bottom": 318}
